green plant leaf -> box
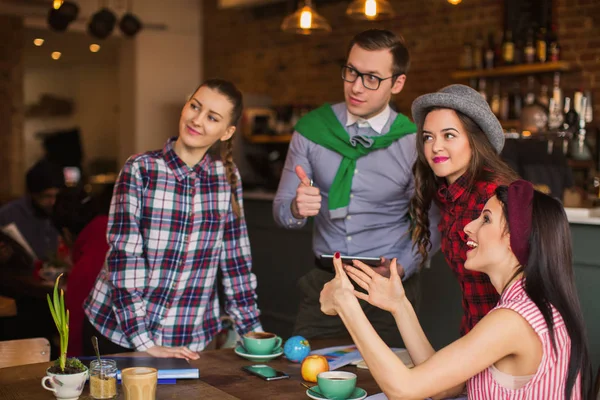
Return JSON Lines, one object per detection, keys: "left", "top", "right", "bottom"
{"left": 53, "top": 275, "right": 62, "bottom": 326}
{"left": 59, "top": 289, "right": 66, "bottom": 330}
{"left": 47, "top": 294, "right": 61, "bottom": 332}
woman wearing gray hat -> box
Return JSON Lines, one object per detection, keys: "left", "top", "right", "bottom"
{"left": 408, "top": 84, "right": 518, "bottom": 336}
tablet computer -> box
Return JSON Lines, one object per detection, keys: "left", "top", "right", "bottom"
{"left": 320, "top": 254, "right": 381, "bottom": 267}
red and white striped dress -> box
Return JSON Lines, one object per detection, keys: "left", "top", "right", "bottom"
{"left": 467, "top": 279, "right": 581, "bottom": 399}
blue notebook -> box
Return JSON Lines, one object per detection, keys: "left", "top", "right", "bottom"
{"left": 80, "top": 356, "right": 200, "bottom": 380}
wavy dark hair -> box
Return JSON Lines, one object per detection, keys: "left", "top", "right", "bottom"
{"left": 409, "top": 107, "right": 518, "bottom": 268}
{"left": 495, "top": 186, "right": 592, "bottom": 400}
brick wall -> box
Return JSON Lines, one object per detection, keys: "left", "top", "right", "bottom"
{"left": 0, "top": 15, "right": 24, "bottom": 200}
{"left": 204, "top": 0, "right": 599, "bottom": 121}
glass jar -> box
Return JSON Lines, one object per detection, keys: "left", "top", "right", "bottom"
{"left": 89, "top": 359, "right": 118, "bottom": 399}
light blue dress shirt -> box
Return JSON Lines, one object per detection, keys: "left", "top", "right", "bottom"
{"left": 273, "top": 103, "right": 441, "bottom": 279}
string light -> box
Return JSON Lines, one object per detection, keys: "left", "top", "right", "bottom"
{"left": 33, "top": 38, "right": 45, "bottom": 46}
{"left": 89, "top": 44, "right": 101, "bottom": 53}
{"left": 447, "top": 0, "right": 462, "bottom": 5}
{"left": 51, "top": 51, "right": 62, "bottom": 60}
{"left": 53, "top": 0, "right": 64, "bottom": 10}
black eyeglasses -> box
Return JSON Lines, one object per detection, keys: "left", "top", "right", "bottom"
{"left": 341, "top": 65, "right": 397, "bottom": 90}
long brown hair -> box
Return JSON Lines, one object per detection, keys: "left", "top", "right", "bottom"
{"left": 495, "top": 186, "right": 592, "bottom": 399}
{"left": 409, "top": 107, "right": 518, "bottom": 268}
{"left": 199, "top": 78, "right": 243, "bottom": 218}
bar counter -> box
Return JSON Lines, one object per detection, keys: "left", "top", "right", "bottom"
{"left": 243, "top": 191, "right": 600, "bottom": 373}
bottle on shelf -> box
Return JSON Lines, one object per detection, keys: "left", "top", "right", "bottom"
{"left": 461, "top": 43, "right": 474, "bottom": 70}
{"left": 500, "top": 89, "right": 510, "bottom": 121}
{"left": 484, "top": 32, "right": 495, "bottom": 69}
{"left": 490, "top": 81, "right": 501, "bottom": 117}
{"left": 548, "top": 24, "right": 561, "bottom": 62}
{"left": 524, "top": 28, "right": 536, "bottom": 64}
{"left": 478, "top": 78, "right": 488, "bottom": 102}
{"left": 548, "top": 98, "right": 564, "bottom": 130}
{"left": 514, "top": 39, "right": 524, "bottom": 65}
{"left": 524, "top": 76, "right": 536, "bottom": 105}
{"left": 509, "top": 83, "right": 523, "bottom": 120}
{"left": 584, "top": 91, "right": 593, "bottom": 124}
{"left": 552, "top": 72, "right": 563, "bottom": 112}
{"left": 570, "top": 96, "right": 593, "bottom": 161}
{"left": 538, "top": 84, "right": 549, "bottom": 108}
{"left": 468, "top": 78, "right": 478, "bottom": 90}
{"left": 472, "top": 31, "right": 484, "bottom": 70}
{"left": 536, "top": 26, "right": 548, "bottom": 63}
{"left": 494, "top": 32, "right": 503, "bottom": 67}
{"left": 501, "top": 29, "right": 515, "bottom": 65}
{"left": 563, "top": 97, "right": 579, "bottom": 132}
{"left": 573, "top": 90, "right": 584, "bottom": 116}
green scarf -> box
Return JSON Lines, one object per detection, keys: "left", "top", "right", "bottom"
{"left": 295, "top": 103, "right": 416, "bottom": 219}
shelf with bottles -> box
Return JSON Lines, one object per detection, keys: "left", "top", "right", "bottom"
{"left": 451, "top": 61, "right": 574, "bottom": 80}
{"left": 456, "top": 24, "right": 565, "bottom": 80}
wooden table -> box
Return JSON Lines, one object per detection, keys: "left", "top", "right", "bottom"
{"left": 0, "top": 339, "right": 381, "bottom": 399}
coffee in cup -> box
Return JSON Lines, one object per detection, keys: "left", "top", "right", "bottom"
{"left": 121, "top": 367, "right": 157, "bottom": 400}
{"left": 317, "top": 371, "right": 357, "bottom": 400}
{"left": 242, "top": 332, "right": 282, "bottom": 355}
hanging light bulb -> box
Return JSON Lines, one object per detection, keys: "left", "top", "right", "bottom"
{"left": 447, "top": 0, "right": 462, "bottom": 4}
{"left": 53, "top": 0, "right": 63, "bottom": 10}
{"left": 281, "top": 0, "right": 331, "bottom": 35}
{"left": 346, "top": 0, "right": 395, "bottom": 20}
{"left": 365, "top": 0, "right": 377, "bottom": 18}
{"left": 47, "top": 1, "right": 79, "bottom": 32}
{"left": 299, "top": 7, "right": 312, "bottom": 29}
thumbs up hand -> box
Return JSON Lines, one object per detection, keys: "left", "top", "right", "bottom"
{"left": 291, "top": 165, "right": 321, "bottom": 219}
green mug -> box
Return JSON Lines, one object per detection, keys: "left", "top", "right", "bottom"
{"left": 317, "top": 371, "right": 357, "bottom": 400}
{"left": 242, "top": 332, "right": 282, "bottom": 355}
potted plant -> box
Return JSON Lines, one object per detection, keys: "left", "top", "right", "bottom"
{"left": 41, "top": 274, "right": 88, "bottom": 400}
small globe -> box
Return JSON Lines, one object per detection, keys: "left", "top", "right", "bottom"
{"left": 283, "top": 336, "right": 311, "bottom": 363}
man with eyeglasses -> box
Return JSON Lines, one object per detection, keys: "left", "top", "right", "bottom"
{"left": 273, "top": 29, "right": 440, "bottom": 346}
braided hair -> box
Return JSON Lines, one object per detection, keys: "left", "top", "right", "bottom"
{"left": 199, "top": 79, "right": 243, "bottom": 218}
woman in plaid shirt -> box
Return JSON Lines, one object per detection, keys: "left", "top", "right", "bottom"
{"left": 83, "top": 79, "right": 262, "bottom": 359}
{"left": 408, "top": 84, "right": 518, "bottom": 336}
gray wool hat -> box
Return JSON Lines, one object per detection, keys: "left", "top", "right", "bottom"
{"left": 411, "top": 84, "right": 505, "bottom": 154}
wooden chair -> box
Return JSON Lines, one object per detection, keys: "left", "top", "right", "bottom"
{"left": 0, "top": 338, "right": 51, "bottom": 369}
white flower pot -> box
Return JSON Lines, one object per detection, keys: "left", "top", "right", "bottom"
{"left": 41, "top": 366, "right": 88, "bottom": 400}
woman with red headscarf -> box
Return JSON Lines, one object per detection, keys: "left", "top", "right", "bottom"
{"left": 320, "top": 180, "right": 592, "bottom": 399}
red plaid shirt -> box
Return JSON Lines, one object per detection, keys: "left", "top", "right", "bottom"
{"left": 436, "top": 174, "right": 499, "bottom": 336}
{"left": 84, "top": 138, "right": 261, "bottom": 351}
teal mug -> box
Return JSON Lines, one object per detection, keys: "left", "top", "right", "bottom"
{"left": 242, "top": 332, "right": 282, "bottom": 355}
{"left": 317, "top": 371, "right": 357, "bottom": 400}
